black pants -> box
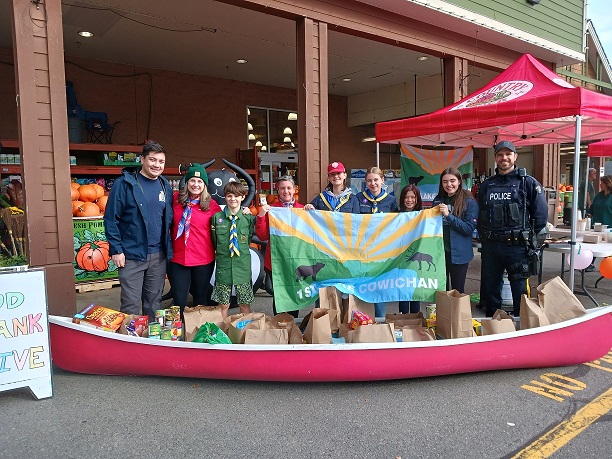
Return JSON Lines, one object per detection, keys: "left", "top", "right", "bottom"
{"left": 266, "top": 268, "right": 299, "bottom": 318}
{"left": 167, "top": 261, "right": 215, "bottom": 312}
{"left": 398, "top": 301, "right": 421, "bottom": 314}
{"left": 445, "top": 252, "right": 469, "bottom": 294}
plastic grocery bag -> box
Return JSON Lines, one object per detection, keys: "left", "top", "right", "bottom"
{"left": 192, "top": 322, "right": 232, "bottom": 344}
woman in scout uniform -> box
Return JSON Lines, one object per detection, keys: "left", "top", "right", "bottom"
{"left": 304, "top": 161, "right": 359, "bottom": 213}
{"left": 357, "top": 166, "right": 399, "bottom": 317}
{"left": 168, "top": 163, "right": 221, "bottom": 314}
{"left": 358, "top": 166, "right": 399, "bottom": 214}
{"left": 210, "top": 181, "right": 256, "bottom": 319}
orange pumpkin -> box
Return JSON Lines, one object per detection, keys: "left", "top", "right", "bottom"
{"left": 75, "top": 241, "right": 111, "bottom": 272}
{"left": 78, "top": 184, "right": 98, "bottom": 202}
{"left": 249, "top": 205, "right": 258, "bottom": 216}
{"left": 72, "top": 200, "right": 85, "bottom": 216}
{"left": 96, "top": 195, "right": 108, "bottom": 213}
{"left": 92, "top": 183, "right": 105, "bottom": 199}
{"left": 266, "top": 194, "right": 279, "bottom": 204}
{"left": 71, "top": 182, "right": 81, "bottom": 190}
{"left": 71, "top": 186, "right": 80, "bottom": 201}
{"left": 75, "top": 201, "right": 101, "bottom": 217}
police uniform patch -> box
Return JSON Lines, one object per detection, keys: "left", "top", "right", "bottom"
{"left": 535, "top": 185, "right": 542, "bottom": 193}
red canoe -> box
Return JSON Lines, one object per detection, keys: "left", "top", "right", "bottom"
{"left": 49, "top": 307, "right": 612, "bottom": 382}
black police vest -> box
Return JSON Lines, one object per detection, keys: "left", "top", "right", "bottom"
{"left": 479, "top": 179, "right": 525, "bottom": 231}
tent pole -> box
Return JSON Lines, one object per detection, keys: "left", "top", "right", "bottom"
{"left": 582, "top": 159, "right": 590, "bottom": 213}
{"left": 569, "top": 116, "right": 582, "bottom": 289}
{"left": 376, "top": 142, "right": 380, "bottom": 168}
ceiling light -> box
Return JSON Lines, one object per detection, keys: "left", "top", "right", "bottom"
{"left": 78, "top": 31, "right": 94, "bottom": 38}
{"left": 291, "top": 142, "right": 295, "bottom": 148}
{"left": 362, "top": 137, "right": 376, "bottom": 142}
{"left": 236, "top": 59, "right": 248, "bottom": 64}
{"left": 247, "top": 123, "right": 253, "bottom": 131}
{"left": 342, "top": 78, "right": 352, "bottom": 82}
{"left": 417, "top": 56, "right": 429, "bottom": 61}
{"left": 283, "top": 137, "right": 291, "bottom": 143}
{"left": 283, "top": 127, "right": 292, "bottom": 135}
{"left": 261, "top": 146, "right": 267, "bottom": 151}
{"left": 288, "top": 113, "right": 298, "bottom": 121}
{"left": 255, "top": 141, "right": 263, "bottom": 147}
{"left": 247, "top": 108, "right": 250, "bottom": 115}
{"left": 248, "top": 134, "right": 256, "bottom": 140}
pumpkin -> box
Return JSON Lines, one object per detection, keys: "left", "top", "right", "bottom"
{"left": 96, "top": 195, "right": 108, "bottom": 213}
{"left": 71, "top": 182, "right": 81, "bottom": 190}
{"left": 78, "top": 184, "right": 98, "bottom": 202}
{"left": 92, "top": 183, "right": 105, "bottom": 199}
{"left": 72, "top": 200, "right": 85, "bottom": 216}
{"left": 75, "top": 201, "right": 101, "bottom": 217}
{"left": 75, "top": 240, "right": 111, "bottom": 272}
{"left": 266, "top": 194, "right": 279, "bottom": 204}
{"left": 249, "top": 205, "right": 258, "bottom": 216}
{"left": 71, "top": 186, "right": 80, "bottom": 201}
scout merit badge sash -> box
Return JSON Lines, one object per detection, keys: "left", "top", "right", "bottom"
{"left": 176, "top": 198, "right": 199, "bottom": 245}
{"left": 319, "top": 192, "right": 351, "bottom": 211}
{"left": 268, "top": 207, "right": 446, "bottom": 312}
{"left": 363, "top": 189, "right": 388, "bottom": 213}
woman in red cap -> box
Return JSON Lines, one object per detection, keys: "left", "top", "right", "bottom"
{"left": 304, "top": 161, "right": 360, "bottom": 212}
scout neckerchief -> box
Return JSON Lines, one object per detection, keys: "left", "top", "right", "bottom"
{"left": 319, "top": 190, "right": 351, "bottom": 211}
{"left": 225, "top": 207, "right": 240, "bottom": 257}
{"left": 176, "top": 198, "right": 200, "bottom": 244}
{"left": 363, "top": 189, "right": 388, "bottom": 213}
{"left": 281, "top": 199, "right": 295, "bottom": 208}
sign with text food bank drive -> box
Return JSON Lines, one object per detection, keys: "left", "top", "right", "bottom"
{"left": 0, "top": 269, "right": 52, "bottom": 400}
{"left": 269, "top": 207, "right": 445, "bottom": 312}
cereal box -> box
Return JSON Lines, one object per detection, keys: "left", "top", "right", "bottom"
{"left": 75, "top": 304, "right": 126, "bottom": 332}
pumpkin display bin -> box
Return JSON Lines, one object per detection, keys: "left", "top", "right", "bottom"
{"left": 73, "top": 216, "right": 118, "bottom": 283}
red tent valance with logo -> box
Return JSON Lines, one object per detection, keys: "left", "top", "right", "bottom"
{"left": 375, "top": 54, "right": 612, "bottom": 148}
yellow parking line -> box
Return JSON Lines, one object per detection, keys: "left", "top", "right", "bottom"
{"left": 513, "top": 386, "right": 612, "bottom": 458}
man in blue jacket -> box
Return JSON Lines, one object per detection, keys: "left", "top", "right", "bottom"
{"left": 477, "top": 141, "right": 548, "bottom": 317}
{"left": 104, "top": 140, "right": 173, "bottom": 320}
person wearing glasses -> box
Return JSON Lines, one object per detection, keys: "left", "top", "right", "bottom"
{"left": 304, "top": 162, "right": 360, "bottom": 212}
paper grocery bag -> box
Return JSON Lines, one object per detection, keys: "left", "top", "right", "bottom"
{"left": 536, "top": 277, "right": 587, "bottom": 324}
{"left": 348, "top": 323, "right": 396, "bottom": 343}
{"left": 342, "top": 295, "right": 375, "bottom": 324}
{"left": 183, "top": 306, "right": 224, "bottom": 342}
{"left": 401, "top": 326, "right": 436, "bottom": 342}
{"left": 244, "top": 328, "right": 289, "bottom": 345}
{"left": 481, "top": 309, "right": 516, "bottom": 335}
{"left": 385, "top": 312, "right": 426, "bottom": 328}
{"left": 303, "top": 308, "right": 332, "bottom": 344}
{"left": 519, "top": 295, "right": 549, "bottom": 329}
{"left": 226, "top": 312, "right": 266, "bottom": 344}
{"left": 268, "top": 314, "right": 303, "bottom": 344}
{"left": 318, "top": 286, "right": 342, "bottom": 331}
{"left": 435, "top": 290, "right": 474, "bottom": 339}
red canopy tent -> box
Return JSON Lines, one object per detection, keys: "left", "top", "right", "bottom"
{"left": 588, "top": 138, "right": 612, "bottom": 157}
{"left": 375, "top": 53, "right": 612, "bottom": 287}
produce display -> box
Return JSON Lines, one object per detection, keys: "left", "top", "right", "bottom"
{"left": 71, "top": 180, "right": 108, "bottom": 216}
{"left": 0, "top": 178, "right": 26, "bottom": 266}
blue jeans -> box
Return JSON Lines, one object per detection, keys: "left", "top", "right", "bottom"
{"left": 398, "top": 301, "right": 421, "bottom": 314}
{"left": 374, "top": 302, "right": 386, "bottom": 318}
{"left": 480, "top": 241, "right": 528, "bottom": 317}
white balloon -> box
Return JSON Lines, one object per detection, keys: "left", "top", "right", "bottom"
{"left": 566, "top": 247, "right": 593, "bottom": 270}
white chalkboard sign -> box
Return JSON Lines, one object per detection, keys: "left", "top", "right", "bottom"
{"left": 0, "top": 268, "right": 53, "bottom": 400}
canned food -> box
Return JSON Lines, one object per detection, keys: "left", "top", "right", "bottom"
{"left": 155, "top": 309, "right": 165, "bottom": 325}
{"left": 426, "top": 304, "right": 436, "bottom": 319}
{"left": 171, "top": 320, "right": 183, "bottom": 340}
{"left": 148, "top": 322, "right": 161, "bottom": 336}
{"left": 160, "top": 327, "right": 172, "bottom": 340}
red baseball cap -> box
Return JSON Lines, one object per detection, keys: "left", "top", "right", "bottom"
{"left": 328, "top": 162, "right": 346, "bottom": 174}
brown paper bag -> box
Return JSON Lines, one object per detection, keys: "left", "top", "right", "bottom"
{"left": 435, "top": 290, "right": 474, "bottom": 339}
{"left": 117, "top": 314, "right": 149, "bottom": 337}
{"left": 519, "top": 295, "right": 549, "bottom": 329}
{"left": 481, "top": 309, "right": 516, "bottom": 335}
{"left": 183, "top": 306, "right": 224, "bottom": 341}
{"left": 244, "top": 328, "right": 289, "bottom": 345}
{"left": 303, "top": 308, "right": 332, "bottom": 344}
{"left": 318, "top": 286, "right": 342, "bottom": 331}
{"left": 226, "top": 312, "right": 267, "bottom": 344}
{"left": 268, "top": 315, "right": 304, "bottom": 344}
{"left": 348, "top": 323, "right": 396, "bottom": 343}
{"left": 385, "top": 312, "right": 426, "bottom": 328}
{"left": 536, "top": 276, "right": 587, "bottom": 324}
{"left": 342, "top": 295, "right": 375, "bottom": 324}
{"left": 401, "top": 326, "right": 436, "bottom": 342}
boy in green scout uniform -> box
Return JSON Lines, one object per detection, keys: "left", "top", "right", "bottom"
{"left": 211, "top": 181, "right": 255, "bottom": 318}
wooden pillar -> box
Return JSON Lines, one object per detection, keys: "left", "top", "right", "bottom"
{"left": 11, "top": 0, "right": 76, "bottom": 316}
{"left": 533, "top": 143, "right": 560, "bottom": 188}
{"left": 296, "top": 18, "right": 328, "bottom": 202}
{"left": 443, "top": 56, "right": 469, "bottom": 105}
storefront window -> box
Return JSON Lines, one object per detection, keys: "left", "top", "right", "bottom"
{"left": 247, "top": 106, "right": 297, "bottom": 153}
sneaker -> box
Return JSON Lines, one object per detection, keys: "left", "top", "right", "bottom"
{"left": 585, "top": 264, "right": 596, "bottom": 272}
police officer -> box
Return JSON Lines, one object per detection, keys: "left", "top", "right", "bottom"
{"left": 478, "top": 140, "right": 548, "bottom": 317}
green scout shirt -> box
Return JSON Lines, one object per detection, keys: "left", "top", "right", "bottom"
{"left": 211, "top": 208, "right": 255, "bottom": 285}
